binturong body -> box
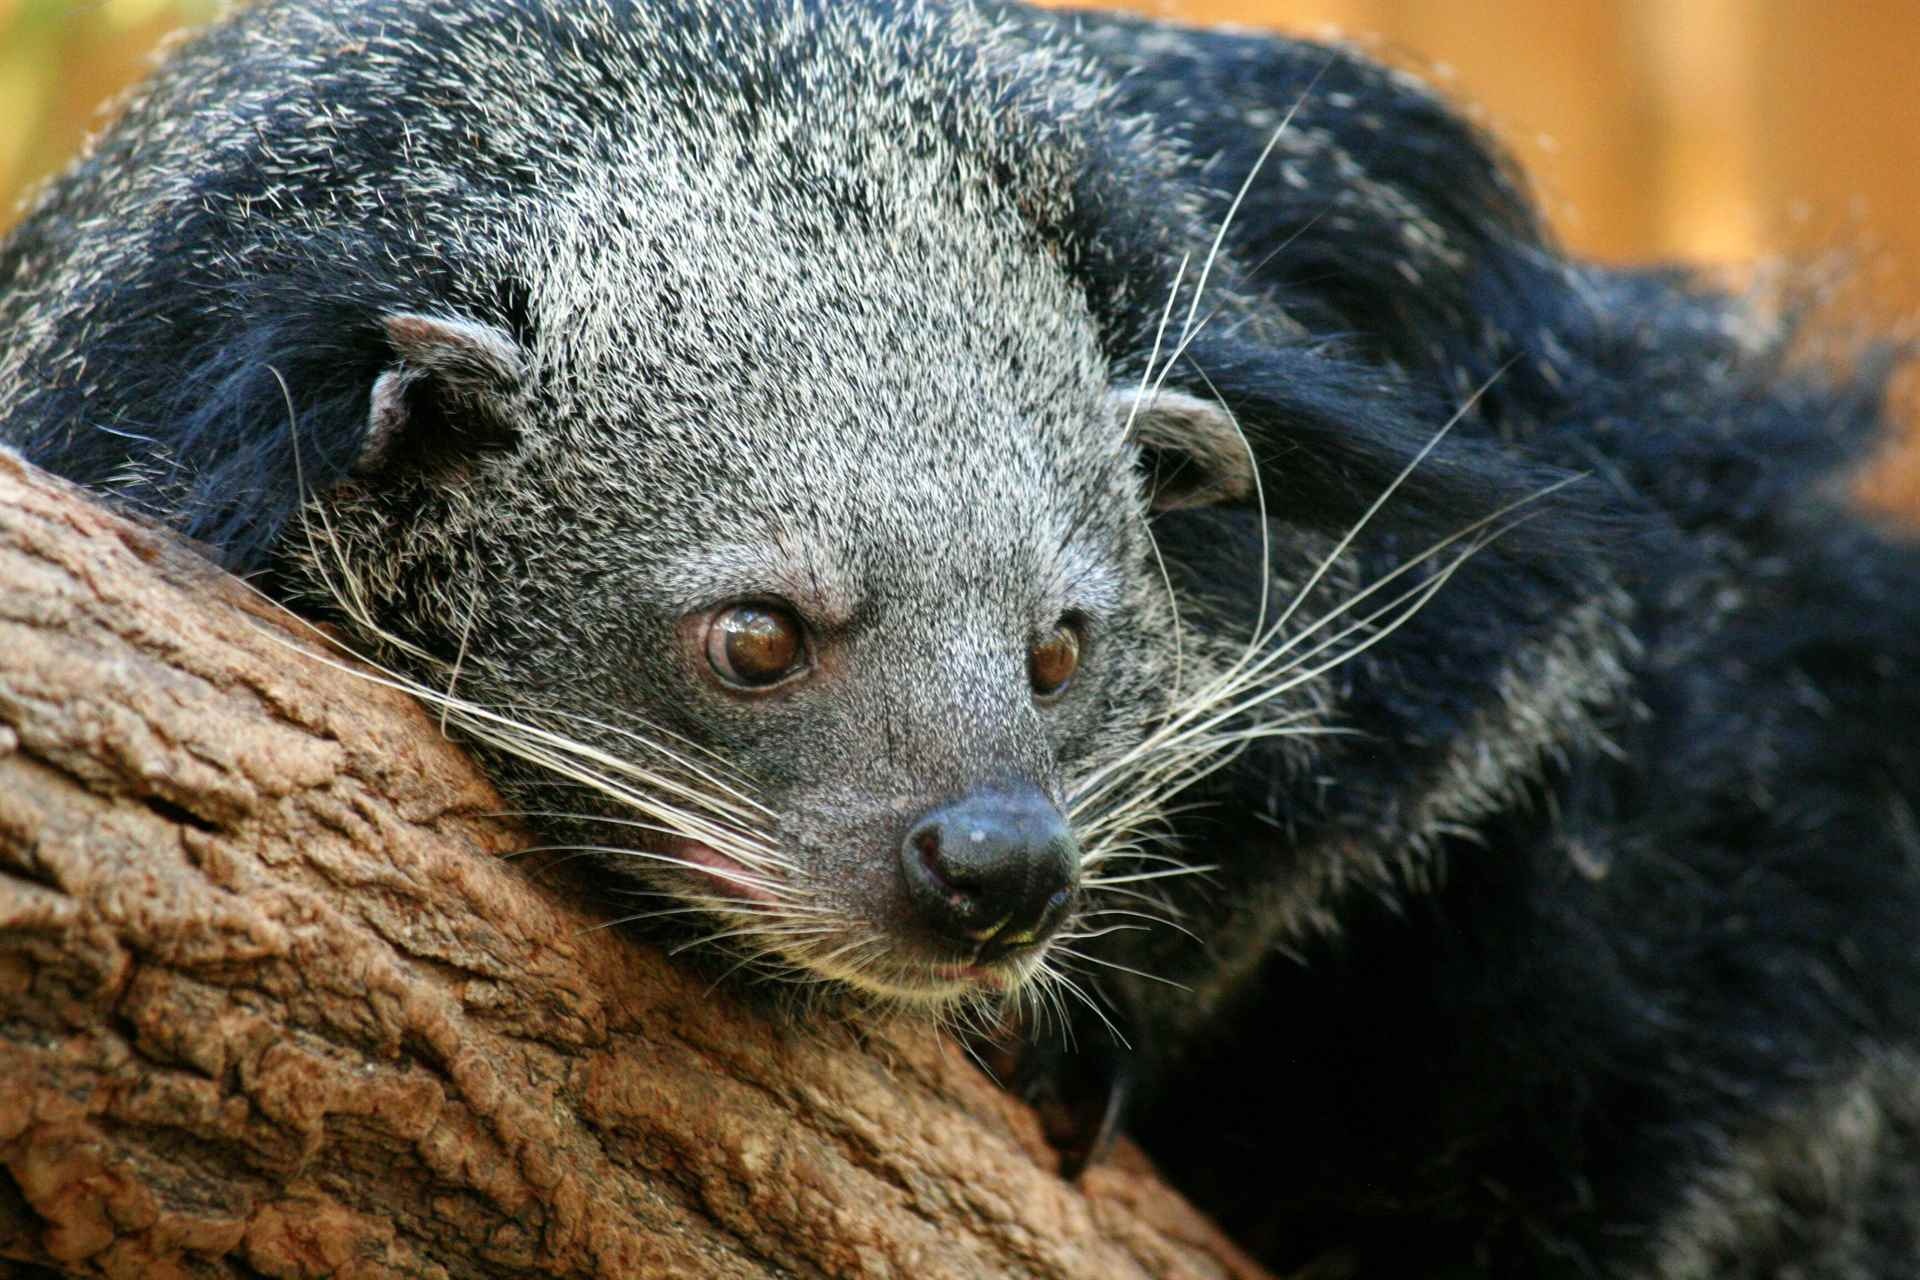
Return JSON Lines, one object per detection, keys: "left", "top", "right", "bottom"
{"left": 4, "top": 2, "right": 1919, "bottom": 1275}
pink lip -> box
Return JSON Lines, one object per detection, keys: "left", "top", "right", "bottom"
{"left": 664, "top": 838, "right": 778, "bottom": 904}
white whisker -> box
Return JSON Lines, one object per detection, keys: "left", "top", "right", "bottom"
{"left": 1082, "top": 864, "right": 1219, "bottom": 888}
{"left": 1053, "top": 946, "right": 1190, "bottom": 991}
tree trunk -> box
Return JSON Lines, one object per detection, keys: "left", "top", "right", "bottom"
{"left": 0, "top": 452, "right": 1271, "bottom": 1280}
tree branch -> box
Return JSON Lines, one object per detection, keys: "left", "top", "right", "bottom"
{"left": 0, "top": 451, "right": 1269, "bottom": 1280}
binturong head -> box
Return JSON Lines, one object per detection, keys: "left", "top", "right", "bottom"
{"left": 0, "top": 0, "right": 1273, "bottom": 1020}
{"left": 312, "top": 280, "right": 1257, "bottom": 1016}
{"left": 110, "top": 2, "right": 1268, "bottom": 1019}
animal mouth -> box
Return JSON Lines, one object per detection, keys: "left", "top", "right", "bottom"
{"left": 661, "top": 836, "right": 781, "bottom": 905}
{"left": 639, "top": 834, "right": 1043, "bottom": 1003}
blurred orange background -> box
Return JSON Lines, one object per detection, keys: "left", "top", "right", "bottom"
{"left": 3, "top": 0, "right": 1916, "bottom": 511}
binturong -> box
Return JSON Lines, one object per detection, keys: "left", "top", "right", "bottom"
{"left": 6, "top": 2, "right": 1920, "bottom": 1276}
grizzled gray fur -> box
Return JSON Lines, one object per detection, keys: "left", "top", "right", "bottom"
{"left": 4, "top": 2, "right": 1919, "bottom": 1276}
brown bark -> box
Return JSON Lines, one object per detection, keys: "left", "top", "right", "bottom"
{"left": 0, "top": 452, "right": 1270, "bottom": 1280}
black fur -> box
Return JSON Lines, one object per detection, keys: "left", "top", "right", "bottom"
{"left": 1021, "top": 10, "right": 1920, "bottom": 1277}
{"left": 3, "top": 4, "right": 1918, "bottom": 1276}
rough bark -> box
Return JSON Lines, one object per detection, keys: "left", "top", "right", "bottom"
{"left": 0, "top": 451, "right": 1270, "bottom": 1280}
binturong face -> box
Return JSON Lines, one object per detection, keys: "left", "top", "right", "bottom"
{"left": 295, "top": 128, "right": 1262, "bottom": 1022}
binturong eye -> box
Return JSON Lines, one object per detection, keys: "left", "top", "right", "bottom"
{"left": 1029, "top": 618, "right": 1083, "bottom": 701}
{"left": 706, "top": 604, "right": 807, "bottom": 689}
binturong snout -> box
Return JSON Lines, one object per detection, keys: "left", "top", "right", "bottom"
{"left": 900, "top": 785, "right": 1079, "bottom": 962}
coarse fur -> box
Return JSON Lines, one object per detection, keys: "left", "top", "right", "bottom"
{"left": 3, "top": 2, "right": 1919, "bottom": 1276}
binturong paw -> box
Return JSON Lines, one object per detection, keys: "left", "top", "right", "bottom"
{"left": 1001, "top": 1024, "right": 1142, "bottom": 1180}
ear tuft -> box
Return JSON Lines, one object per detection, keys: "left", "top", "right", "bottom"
{"left": 357, "top": 312, "right": 528, "bottom": 477}
{"left": 1112, "top": 386, "right": 1257, "bottom": 512}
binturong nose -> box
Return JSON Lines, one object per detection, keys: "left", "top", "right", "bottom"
{"left": 900, "top": 785, "right": 1079, "bottom": 963}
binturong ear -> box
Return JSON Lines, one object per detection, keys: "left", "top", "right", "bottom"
{"left": 1111, "top": 386, "right": 1258, "bottom": 512}
{"left": 355, "top": 312, "right": 528, "bottom": 477}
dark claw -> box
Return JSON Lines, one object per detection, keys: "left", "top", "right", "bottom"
{"left": 1014, "top": 1033, "right": 1140, "bottom": 1179}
